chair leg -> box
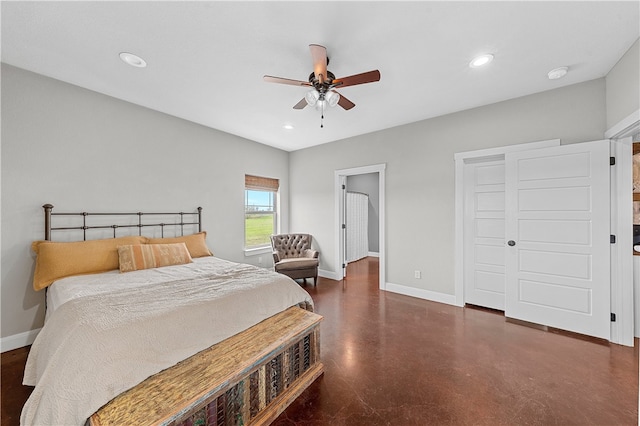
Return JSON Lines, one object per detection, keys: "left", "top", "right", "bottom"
{"left": 314, "top": 276, "right": 317, "bottom": 286}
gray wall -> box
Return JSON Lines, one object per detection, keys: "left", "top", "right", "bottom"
{"left": 346, "top": 173, "right": 379, "bottom": 253}
{"left": 289, "top": 79, "right": 606, "bottom": 294}
{"left": 5, "top": 40, "right": 638, "bottom": 340}
{"left": 606, "top": 38, "right": 639, "bottom": 130}
{"left": 1, "top": 64, "right": 289, "bottom": 338}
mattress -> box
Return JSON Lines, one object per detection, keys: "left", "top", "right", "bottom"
{"left": 22, "top": 256, "right": 313, "bottom": 425}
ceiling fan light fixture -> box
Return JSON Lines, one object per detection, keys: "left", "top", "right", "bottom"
{"left": 325, "top": 90, "right": 340, "bottom": 107}
{"left": 305, "top": 89, "right": 320, "bottom": 106}
{"left": 469, "top": 53, "right": 494, "bottom": 68}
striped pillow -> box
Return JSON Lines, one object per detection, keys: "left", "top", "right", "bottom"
{"left": 118, "top": 243, "right": 193, "bottom": 273}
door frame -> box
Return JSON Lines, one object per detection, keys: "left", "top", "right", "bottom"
{"left": 609, "top": 137, "right": 633, "bottom": 345}
{"left": 335, "top": 164, "right": 386, "bottom": 289}
{"left": 605, "top": 108, "right": 637, "bottom": 343}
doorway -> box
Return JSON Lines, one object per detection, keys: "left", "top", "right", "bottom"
{"left": 345, "top": 174, "right": 379, "bottom": 263}
{"left": 335, "top": 164, "right": 386, "bottom": 290}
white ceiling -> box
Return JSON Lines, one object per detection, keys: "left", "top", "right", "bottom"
{"left": 2, "top": 1, "right": 639, "bottom": 152}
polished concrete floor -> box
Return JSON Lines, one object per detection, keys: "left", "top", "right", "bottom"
{"left": 273, "top": 257, "right": 638, "bottom": 425}
{"left": 2, "top": 257, "right": 638, "bottom": 425}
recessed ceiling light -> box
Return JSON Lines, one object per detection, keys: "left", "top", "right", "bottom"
{"left": 283, "top": 124, "right": 294, "bottom": 130}
{"left": 547, "top": 66, "right": 569, "bottom": 80}
{"left": 119, "top": 52, "right": 147, "bottom": 68}
{"left": 469, "top": 54, "right": 494, "bottom": 68}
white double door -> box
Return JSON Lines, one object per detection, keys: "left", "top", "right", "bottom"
{"left": 464, "top": 140, "right": 611, "bottom": 340}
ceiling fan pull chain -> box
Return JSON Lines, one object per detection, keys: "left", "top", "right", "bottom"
{"left": 320, "top": 103, "right": 325, "bottom": 128}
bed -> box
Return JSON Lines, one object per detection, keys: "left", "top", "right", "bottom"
{"left": 21, "top": 205, "right": 322, "bottom": 426}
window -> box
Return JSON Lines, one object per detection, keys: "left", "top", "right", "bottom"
{"left": 245, "top": 175, "right": 279, "bottom": 249}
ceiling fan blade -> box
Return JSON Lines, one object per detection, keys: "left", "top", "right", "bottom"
{"left": 332, "top": 70, "right": 381, "bottom": 89}
{"left": 263, "top": 75, "right": 311, "bottom": 87}
{"left": 293, "top": 98, "right": 307, "bottom": 109}
{"left": 309, "top": 44, "right": 328, "bottom": 84}
{"left": 334, "top": 91, "right": 355, "bottom": 110}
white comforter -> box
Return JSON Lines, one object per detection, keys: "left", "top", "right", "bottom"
{"left": 21, "top": 257, "right": 313, "bottom": 426}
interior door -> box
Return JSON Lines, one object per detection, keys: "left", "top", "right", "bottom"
{"left": 346, "top": 192, "right": 369, "bottom": 263}
{"left": 464, "top": 159, "right": 506, "bottom": 310}
{"left": 504, "top": 140, "right": 611, "bottom": 339}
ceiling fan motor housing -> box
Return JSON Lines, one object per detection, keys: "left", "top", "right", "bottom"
{"left": 309, "top": 71, "right": 336, "bottom": 93}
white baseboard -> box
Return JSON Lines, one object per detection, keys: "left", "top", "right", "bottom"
{"left": 385, "top": 282, "right": 457, "bottom": 306}
{"left": 319, "top": 269, "right": 342, "bottom": 281}
{"left": 368, "top": 252, "right": 380, "bottom": 258}
{"left": 1, "top": 328, "right": 41, "bottom": 353}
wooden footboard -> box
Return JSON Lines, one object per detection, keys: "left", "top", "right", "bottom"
{"left": 89, "top": 307, "right": 323, "bottom": 426}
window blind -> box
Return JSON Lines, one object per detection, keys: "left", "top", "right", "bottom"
{"left": 245, "top": 175, "right": 279, "bottom": 191}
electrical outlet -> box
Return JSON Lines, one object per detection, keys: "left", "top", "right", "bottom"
{"left": 414, "top": 270, "right": 421, "bottom": 279}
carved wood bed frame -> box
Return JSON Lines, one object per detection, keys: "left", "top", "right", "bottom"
{"left": 41, "top": 204, "right": 323, "bottom": 426}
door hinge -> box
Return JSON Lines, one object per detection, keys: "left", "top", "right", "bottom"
{"left": 342, "top": 224, "right": 346, "bottom": 229}
{"left": 342, "top": 184, "right": 346, "bottom": 190}
{"left": 610, "top": 235, "right": 616, "bottom": 244}
{"left": 610, "top": 156, "right": 615, "bottom": 166}
{"left": 611, "top": 313, "right": 616, "bottom": 322}
{"left": 342, "top": 263, "right": 346, "bottom": 269}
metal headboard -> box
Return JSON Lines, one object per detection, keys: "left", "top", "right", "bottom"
{"left": 43, "top": 204, "right": 202, "bottom": 241}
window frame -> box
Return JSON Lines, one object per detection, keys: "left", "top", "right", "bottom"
{"left": 244, "top": 175, "right": 279, "bottom": 251}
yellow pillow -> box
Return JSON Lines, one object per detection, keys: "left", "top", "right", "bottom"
{"left": 31, "top": 236, "right": 148, "bottom": 291}
{"left": 117, "top": 243, "right": 193, "bottom": 273}
{"left": 147, "top": 232, "right": 213, "bottom": 258}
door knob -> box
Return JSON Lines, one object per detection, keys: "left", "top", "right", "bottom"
{"left": 507, "top": 240, "right": 516, "bottom": 246}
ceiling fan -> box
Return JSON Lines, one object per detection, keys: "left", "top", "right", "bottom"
{"left": 264, "top": 44, "right": 381, "bottom": 126}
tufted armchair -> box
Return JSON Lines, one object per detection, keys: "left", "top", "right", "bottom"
{"left": 270, "top": 234, "right": 319, "bottom": 286}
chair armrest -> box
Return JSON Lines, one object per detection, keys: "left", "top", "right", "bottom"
{"left": 272, "top": 251, "right": 281, "bottom": 263}
{"left": 303, "top": 249, "right": 319, "bottom": 259}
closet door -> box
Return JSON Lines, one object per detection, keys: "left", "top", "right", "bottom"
{"left": 504, "top": 140, "right": 611, "bottom": 339}
{"left": 346, "top": 192, "right": 369, "bottom": 262}
{"left": 463, "top": 159, "right": 506, "bottom": 310}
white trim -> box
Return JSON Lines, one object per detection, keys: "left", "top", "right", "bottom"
{"left": 385, "top": 282, "right": 457, "bottom": 306}
{"left": 336, "top": 164, "right": 387, "bottom": 176}
{"left": 243, "top": 246, "right": 271, "bottom": 256}
{"left": 610, "top": 138, "right": 634, "bottom": 346}
{"left": 335, "top": 164, "right": 386, "bottom": 291}
{"left": 319, "top": 269, "right": 342, "bottom": 281}
{"left": 605, "top": 108, "right": 640, "bottom": 345}
{"left": 1, "top": 328, "right": 41, "bottom": 352}
{"left": 454, "top": 156, "right": 466, "bottom": 307}
{"left": 634, "top": 257, "right": 640, "bottom": 337}
{"left": 604, "top": 109, "right": 640, "bottom": 140}
{"left": 454, "top": 139, "right": 561, "bottom": 307}
{"left": 453, "top": 139, "right": 562, "bottom": 161}
{"left": 368, "top": 251, "right": 380, "bottom": 258}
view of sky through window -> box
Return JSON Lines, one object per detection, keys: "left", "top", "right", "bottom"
{"left": 246, "top": 190, "right": 274, "bottom": 211}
